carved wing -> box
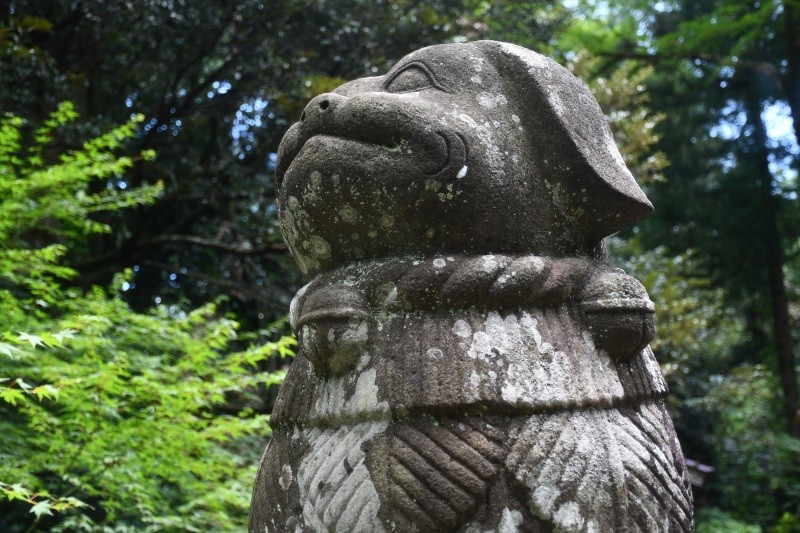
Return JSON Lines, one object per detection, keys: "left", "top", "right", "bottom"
{"left": 507, "top": 401, "right": 694, "bottom": 532}
{"left": 365, "top": 416, "right": 509, "bottom": 531}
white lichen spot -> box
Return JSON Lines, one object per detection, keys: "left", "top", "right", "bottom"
{"left": 466, "top": 312, "right": 520, "bottom": 364}
{"left": 553, "top": 502, "right": 584, "bottom": 531}
{"left": 501, "top": 42, "right": 550, "bottom": 71}
{"left": 501, "top": 381, "right": 522, "bottom": 404}
{"left": 354, "top": 352, "right": 371, "bottom": 372}
{"left": 456, "top": 165, "right": 468, "bottom": 179}
{"left": 455, "top": 112, "right": 504, "bottom": 174}
{"left": 458, "top": 113, "right": 478, "bottom": 129}
{"left": 511, "top": 114, "right": 521, "bottom": 124}
{"left": 433, "top": 258, "right": 447, "bottom": 268}
{"left": 425, "top": 179, "right": 442, "bottom": 191}
{"left": 306, "top": 235, "right": 331, "bottom": 259}
{"left": 532, "top": 486, "right": 560, "bottom": 517}
{"left": 339, "top": 204, "right": 357, "bottom": 223}
{"left": 279, "top": 464, "right": 293, "bottom": 490}
{"left": 427, "top": 348, "right": 443, "bottom": 360}
{"left": 530, "top": 256, "right": 545, "bottom": 273}
{"left": 312, "top": 368, "right": 389, "bottom": 420}
{"left": 470, "top": 75, "right": 482, "bottom": 84}
{"left": 477, "top": 92, "right": 499, "bottom": 108}
{"left": 482, "top": 254, "right": 498, "bottom": 272}
{"left": 469, "top": 371, "right": 481, "bottom": 389}
{"left": 452, "top": 319, "right": 472, "bottom": 339}
{"left": 605, "top": 132, "right": 632, "bottom": 174}
{"left": 527, "top": 316, "right": 554, "bottom": 355}
{"left": 498, "top": 508, "right": 523, "bottom": 533}
{"left": 289, "top": 283, "right": 311, "bottom": 331}
{"left": 381, "top": 284, "right": 398, "bottom": 306}
{"left": 548, "top": 91, "right": 565, "bottom": 117}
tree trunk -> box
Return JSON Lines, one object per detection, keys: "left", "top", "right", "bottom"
{"left": 745, "top": 90, "right": 800, "bottom": 438}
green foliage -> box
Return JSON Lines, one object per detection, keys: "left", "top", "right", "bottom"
{"left": 609, "top": 239, "right": 743, "bottom": 376}
{"left": 0, "top": 106, "right": 293, "bottom": 530}
{"left": 703, "top": 365, "right": 800, "bottom": 527}
{"left": 654, "top": 0, "right": 778, "bottom": 63}
{"left": 569, "top": 54, "right": 669, "bottom": 185}
{"left": 696, "top": 507, "right": 762, "bottom": 533}
{"left": 773, "top": 512, "right": 800, "bottom": 533}
{"left": 0, "top": 102, "right": 160, "bottom": 294}
{"left": 466, "top": 0, "right": 569, "bottom": 55}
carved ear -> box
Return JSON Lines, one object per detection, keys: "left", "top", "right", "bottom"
{"left": 475, "top": 41, "right": 653, "bottom": 239}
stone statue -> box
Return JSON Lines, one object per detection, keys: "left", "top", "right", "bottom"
{"left": 250, "top": 41, "right": 693, "bottom": 532}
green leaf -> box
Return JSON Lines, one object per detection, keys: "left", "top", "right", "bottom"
{"left": 0, "top": 342, "right": 20, "bottom": 358}
{"left": 17, "top": 332, "right": 44, "bottom": 348}
{"left": 0, "top": 387, "right": 26, "bottom": 405}
{"left": 30, "top": 500, "right": 53, "bottom": 518}
{"left": 32, "top": 384, "right": 60, "bottom": 400}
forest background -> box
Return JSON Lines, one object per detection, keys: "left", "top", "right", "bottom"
{"left": 1, "top": 0, "right": 798, "bottom": 531}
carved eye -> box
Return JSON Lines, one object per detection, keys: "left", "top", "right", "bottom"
{"left": 385, "top": 63, "right": 438, "bottom": 93}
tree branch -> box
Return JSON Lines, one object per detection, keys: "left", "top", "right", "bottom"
{"left": 141, "top": 259, "right": 286, "bottom": 310}
{"left": 598, "top": 49, "right": 780, "bottom": 78}
{"left": 144, "top": 234, "right": 287, "bottom": 256}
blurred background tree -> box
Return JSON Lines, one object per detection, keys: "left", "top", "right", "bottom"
{"left": 1, "top": 0, "right": 797, "bottom": 530}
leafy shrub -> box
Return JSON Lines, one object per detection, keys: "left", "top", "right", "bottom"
{"left": 0, "top": 104, "right": 293, "bottom": 531}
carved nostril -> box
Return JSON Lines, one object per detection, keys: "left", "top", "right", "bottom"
{"left": 300, "top": 111, "right": 306, "bottom": 122}
{"left": 319, "top": 100, "right": 330, "bottom": 110}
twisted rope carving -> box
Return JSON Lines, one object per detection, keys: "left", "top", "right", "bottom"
{"left": 290, "top": 254, "right": 617, "bottom": 329}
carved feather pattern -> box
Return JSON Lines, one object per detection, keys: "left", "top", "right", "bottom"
{"left": 366, "top": 416, "right": 509, "bottom": 532}
{"left": 507, "top": 401, "right": 693, "bottom": 532}
{"left": 273, "top": 417, "right": 511, "bottom": 532}
{"left": 295, "top": 421, "right": 388, "bottom": 532}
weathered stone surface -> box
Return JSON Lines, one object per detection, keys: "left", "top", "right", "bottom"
{"left": 250, "top": 41, "right": 693, "bottom": 532}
